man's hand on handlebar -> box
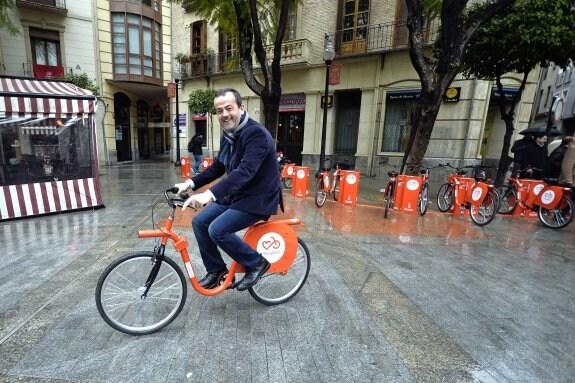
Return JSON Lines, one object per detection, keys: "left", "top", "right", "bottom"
{"left": 174, "top": 182, "right": 191, "bottom": 195}
{"left": 182, "top": 190, "right": 213, "bottom": 210}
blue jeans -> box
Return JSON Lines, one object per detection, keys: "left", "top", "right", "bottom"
{"left": 193, "top": 154, "right": 202, "bottom": 172}
{"left": 192, "top": 202, "right": 267, "bottom": 273}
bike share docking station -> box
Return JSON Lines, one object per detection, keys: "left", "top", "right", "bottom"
{"left": 394, "top": 175, "right": 423, "bottom": 213}
{"left": 292, "top": 166, "right": 361, "bottom": 206}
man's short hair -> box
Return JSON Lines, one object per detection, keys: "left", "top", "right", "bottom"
{"left": 215, "top": 88, "right": 242, "bottom": 106}
{"left": 562, "top": 136, "right": 574, "bottom": 145}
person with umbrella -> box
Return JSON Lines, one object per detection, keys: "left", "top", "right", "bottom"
{"left": 518, "top": 134, "right": 548, "bottom": 179}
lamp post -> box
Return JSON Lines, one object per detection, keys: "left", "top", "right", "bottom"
{"left": 174, "top": 78, "right": 181, "bottom": 166}
{"left": 318, "top": 33, "right": 335, "bottom": 177}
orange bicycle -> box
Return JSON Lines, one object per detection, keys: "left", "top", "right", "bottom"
{"left": 95, "top": 188, "right": 311, "bottom": 335}
{"left": 315, "top": 158, "right": 348, "bottom": 207}
{"left": 497, "top": 171, "right": 574, "bottom": 229}
{"left": 436, "top": 164, "right": 499, "bottom": 226}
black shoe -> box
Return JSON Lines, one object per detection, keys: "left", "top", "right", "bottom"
{"left": 199, "top": 269, "right": 228, "bottom": 289}
{"left": 236, "top": 256, "right": 270, "bottom": 291}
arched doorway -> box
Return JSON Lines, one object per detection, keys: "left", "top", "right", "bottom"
{"left": 114, "top": 93, "right": 132, "bottom": 162}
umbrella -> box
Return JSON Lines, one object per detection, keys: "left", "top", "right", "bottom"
{"left": 518, "top": 126, "right": 562, "bottom": 137}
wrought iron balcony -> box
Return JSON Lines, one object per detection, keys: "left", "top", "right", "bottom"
{"left": 334, "top": 17, "right": 439, "bottom": 57}
{"left": 177, "top": 52, "right": 241, "bottom": 79}
{"left": 178, "top": 39, "right": 313, "bottom": 79}
{"left": 16, "top": 0, "right": 67, "bottom": 13}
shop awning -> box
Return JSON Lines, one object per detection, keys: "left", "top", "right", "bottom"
{"left": 0, "top": 77, "right": 96, "bottom": 118}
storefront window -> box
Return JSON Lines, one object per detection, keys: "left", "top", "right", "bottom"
{"left": 381, "top": 92, "right": 419, "bottom": 153}
{"left": 1, "top": 116, "right": 95, "bottom": 186}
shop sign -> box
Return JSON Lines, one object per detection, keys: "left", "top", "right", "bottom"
{"left": 387, "top": 90, "right": 421, "bottom": 101}
{"left": 329, "top": 64, "right": 342, "bottom": 85}
{"left": 443, "top": 87, "right": 461, "bottom": 103}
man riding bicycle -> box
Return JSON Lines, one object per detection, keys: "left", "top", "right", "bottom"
{"left": 174, "top": 88, "right": 282, "bottom": 291}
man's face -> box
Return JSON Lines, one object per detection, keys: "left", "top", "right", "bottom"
{"left": 214, "top": 92, "right": 244, "bottom": 132}
{"left": 535, "top": 136, "right": 547, "bottom": 145}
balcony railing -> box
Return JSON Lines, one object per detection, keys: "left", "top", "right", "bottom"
{"left": 16, "top": 0, "right": 67, "bottom": 13}
{"left": 2, "top": 62, "right": 73, "bottom": 79}
{"left": 178, "top": 39, "right": 313, "bottom": 79}
{"left": 334, "top": 17, "right": 439, "bottom": 57}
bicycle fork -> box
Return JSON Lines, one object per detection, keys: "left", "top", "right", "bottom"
{"left": 141, "top": 243, "right": 167, "bottom": 298}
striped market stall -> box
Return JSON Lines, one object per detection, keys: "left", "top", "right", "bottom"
{"left": 0, "top": 76, "right": 104, "bottom": 220}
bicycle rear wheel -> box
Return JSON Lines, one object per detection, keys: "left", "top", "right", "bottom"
{"left": 384, "top": 183, "right": 393, "bottom": 219}
{"left": 436, "top": 183, "right": 454, "bottom": 212}
{"left": 315, "top": 178, "right": 327, "bottom": 207}
{"left": 469, "top": 192, "right": 497, "bottom": 226}
{"left": 496, "top": 186, "right": 518, "bottom": 214}
{"left": 538, "top": 196, "right": 574, "bottom": 229}
{"left": 333, "top": 178, "right": 341, "bottom": 201}
{"left": 249, "top": 238, "right": 311, "bottom": 306}
{"left": 418, "top": 183, "right": 430, "bottom": 215}
{"left": 283, "top": 177, "right": 293, "bottom": 189}
{"left": 95, "top": 252, "right": 187, "bottom": 335}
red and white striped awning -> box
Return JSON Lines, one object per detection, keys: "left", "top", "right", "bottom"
{"left": 0, "top": 77, "right": 96, "bottom": 118}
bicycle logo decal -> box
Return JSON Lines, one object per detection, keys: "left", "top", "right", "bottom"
{"left": 540, "top": 190, "right": 556, "bottom": 205}
{"left": 323, "top": 174, "right": 330, "bottom": 187}
{"left": 406, "top": 179, "right": 419, "bottom": 191}
{"left": 296, "top": 169, "right": 306, "bottom": 179}
{"left": 346, "top": 174, "right": 357, "bottom": 185}
{"left": 533, "top": 184, "right": 545, "bottom": 195}
{"left": 471, "top": 187, "right": 483, "bottom": 201}
{"left": 287, "top": 166, "right": 294, "bottom": 175}
{"left": 257, "top": 232, "right": 285, "bottom": 263}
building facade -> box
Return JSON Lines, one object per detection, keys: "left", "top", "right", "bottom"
{"left": 172, "top": 0, "right": 539, "bottom": 175}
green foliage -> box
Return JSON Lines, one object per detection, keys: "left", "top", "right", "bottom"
{"left": 0, "top": 0, "right": 19, "bottom": 35}
{"left": 59, "top": 73, "right": 100, "bottom": 96}
{"left": 462, "top": 0, "right": 575, "bottom": 79}
{"left": 188, "top": 88, "right": 217, "bottom": 115}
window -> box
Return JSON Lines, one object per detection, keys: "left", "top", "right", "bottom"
{"left": 191, "top": 21, "right": 207, "bottom": 54}
{"left": 381, "top": 94, "right": 419, "bottom": 153}
{"left": 218, "top": 32, "right": 237, "bottom": 71}
{"left": 112, "top": 13, "right": 162, "bottom": 79}
{"left": 544, "top": 86, "right": 551, "bottom": 108}
{"left": 30, "top": 28, "right": 61, "bottom": 66}
{"left": 340, "top": 0, "right": 370, "bottom": 54}
{"left": 285, "top": 2, "right": 297, "bottom": 41}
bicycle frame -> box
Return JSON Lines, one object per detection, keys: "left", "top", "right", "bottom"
{"left": 137, "top": 202, "right": 302, "bottom": 297}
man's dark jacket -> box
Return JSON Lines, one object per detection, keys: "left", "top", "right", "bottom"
{"left": 190, "top": 117, "right": 282, "bottom": 216}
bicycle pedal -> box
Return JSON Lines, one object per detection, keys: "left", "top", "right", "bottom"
{"left": 229, "top": 280, "right": 240, "bottom": 290}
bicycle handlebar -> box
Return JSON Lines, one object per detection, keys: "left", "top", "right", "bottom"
{"left": 164, "top": 188, "right": 192, "bottom": 208}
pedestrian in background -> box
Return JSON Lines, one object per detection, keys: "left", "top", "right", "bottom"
{"left": 559, "top": 138, "right": 575, "bottom": 186}
{"left": 519, "top": 134, "right": 547, "bottom": 179}
{"left": 188, "top": 133, "right": 203, "bottom": 173}
{"left": 511, "top": 134, "right": 533, "bottom": 177}
{"left": 544, "top": 136, "right": 574, "bottom": 179}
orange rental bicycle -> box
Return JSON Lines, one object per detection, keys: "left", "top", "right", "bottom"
{"left": 497, "top": 171, "right": 574, "bottom": 229}
{"left": 95, "top": 188, "right": 311, "bottom": 335}
{"left": 315, "top": 158, "right": 348, "bottom": 208}
{"left": 436, "top": 164, "right": 499, "bottom": 226}
{"left": 379, "top": 161, "right": 399, "bottom": 219}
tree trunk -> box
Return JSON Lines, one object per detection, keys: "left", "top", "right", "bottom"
{"left": 493, "top": 72, "right": 528, "bottom": 186}
{"left": 405, "top": 93, "right": 442, "bottom": 175}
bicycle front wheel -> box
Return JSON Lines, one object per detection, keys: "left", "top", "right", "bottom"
{"left": 315, "top": 179, "right": 327, "bottom": 207}
{"left": 436, "top": 183, "right": 454, "bottom": 212}
{"left": 496, "top": 186, "right": 518, "bottom": 214}
{"left": 283, "top": 177, "right": 293, "bottom": 189}
{"left": 538, "top": 196, "right": 574, "bottom": 229}
{"left": 95, "top": 252, "right": 187, "bottom": 335}
{"left": 418, "top": 183, "right": 430, "bottom": 216}
{"left": 333, "top": 178, "right": 341, "bottom": 201}
{"left": 249, "top": 238, "right": 311, "bottom": 306}
{"left": 469, "top": 192, "right": 497, "bottom": 226}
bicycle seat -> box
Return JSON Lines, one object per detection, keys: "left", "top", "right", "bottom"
{"left": 388, "top": 171, "right": 398, "bottom": 177}
{"left": 456, "top": 170, "right": 467, "bottom": 176}
{"left": 419, "top": 169, "right": 427, "bottom": 175}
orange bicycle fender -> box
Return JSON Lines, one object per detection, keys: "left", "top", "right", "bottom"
{"left": 536, "top": 186, "right": 565, "bottom": 209}
{"left": 243, "top": 221, "right": 299, "bottom": 274}
{"left": 466, "top": 183, "right": 489, "bottom": 207}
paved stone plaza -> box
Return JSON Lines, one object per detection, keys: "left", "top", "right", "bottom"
{"left": 0, "top": 159, "right": 573, "bottom": 382}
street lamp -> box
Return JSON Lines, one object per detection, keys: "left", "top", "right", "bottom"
{"left": 318, "top": 33, "right": 335, "bottom": 177}
{"left": 174, "top": 77, "right": 181, "bottom": 166}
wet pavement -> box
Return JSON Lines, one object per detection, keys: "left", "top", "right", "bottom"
{"left": 0, "top": 158, "right": 573, "bottom": 383}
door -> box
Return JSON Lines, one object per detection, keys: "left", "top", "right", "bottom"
{"left": 334, "top": 90, "right": 361, "bottom": 159}
{"left": 277, "top": 112, "right": 305, "bottom": 165}
{"left": 114, "top": 93, "right": 132, "bottom": 162}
